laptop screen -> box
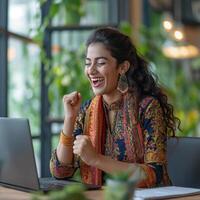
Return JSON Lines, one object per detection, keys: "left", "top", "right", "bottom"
{"left": 0, "top": 118, "right": 39, "bottom": 191}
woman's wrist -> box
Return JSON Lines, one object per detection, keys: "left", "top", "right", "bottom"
{"left": 59, "top": 130, "right": 74, "bottom": 147}
{"left": 63, "top": 117, "right": 76, "bottom": 136}
{"left": 64, "top": 115, "right": 76, "bottom": 123}
{"left": 62, "top": 129, "right": 72, "bottom": 136}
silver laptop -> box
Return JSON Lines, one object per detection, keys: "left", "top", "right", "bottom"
{"left": 0, "top": 117, "right": 100, "bottom": 192}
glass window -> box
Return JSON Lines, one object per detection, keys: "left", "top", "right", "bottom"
{"left": 52, "top": 135, "right": 59, "bottom": 151}
{"left": 8, "top": 0, "right": 40, "bottom": 36}
{"left": 81, "top": 0, "right": 110, "bottom": 25}
{"left": 8, "top": 37, "right": 40, "bottom": 135}
{"left": 52, "top": 30, "right": 90, "bottom": 50}
{"left": 52, "top": 0, "right": 111, "bottom": 26}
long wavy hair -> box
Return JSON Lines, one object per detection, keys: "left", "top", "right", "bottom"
{"left": 86, "top": 27, "right": 180, "bottom": 136}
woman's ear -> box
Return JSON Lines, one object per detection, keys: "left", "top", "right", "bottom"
{"left": 119, "top": 60, "right": 130, "bottom": 74}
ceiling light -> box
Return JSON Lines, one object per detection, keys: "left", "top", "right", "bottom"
{"left": 163, "top": 20, "right": 173, "bottom": 31}
{"left": 174, "top": 30, "right": 184, "bottom": 41}
{"left": 162, "top": 40, "right": 200, "bottom": 59}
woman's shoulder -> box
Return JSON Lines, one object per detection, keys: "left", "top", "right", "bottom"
{"left": 139, "top": 96, "right": 161, "bottom": 113}
{"left": 140, "top": 96, "right": 155, "bottom": 107}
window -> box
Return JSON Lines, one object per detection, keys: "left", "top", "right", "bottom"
{"left": 8, "top": 0, "right": 41, "bottom": 175}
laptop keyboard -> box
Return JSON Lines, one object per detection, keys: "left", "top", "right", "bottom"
{"left": 39, "top": 177, "right": 80, "bottom": 190}
{"left": 39, "top": 177, "right": 101, "bottom": 191}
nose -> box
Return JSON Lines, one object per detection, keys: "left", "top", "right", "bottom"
{"left": 88, "top": 62, "right": 97, "bottom": 74}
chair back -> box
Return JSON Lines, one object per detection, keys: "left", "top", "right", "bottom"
{"left": 167, "top": 137, "right": 200, "bottom": 188}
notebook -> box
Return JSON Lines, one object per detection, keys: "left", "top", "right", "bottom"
{"left": 134, "top": 186, "right": 200, "bottom": 200}
{"left": 0, "top": 117, "right": 100, "bottom": 192}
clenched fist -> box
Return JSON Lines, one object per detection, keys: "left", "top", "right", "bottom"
{"left": 73, "top": 135, "right": 99, "bottom": 166}
{"left": 63, "top": 91, "right": 82, "bottom": 120}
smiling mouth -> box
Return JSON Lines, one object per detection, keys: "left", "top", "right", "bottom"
{"left": 90, "top": 77, "right": 104, "bottom": 88}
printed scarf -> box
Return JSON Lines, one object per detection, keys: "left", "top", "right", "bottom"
{"left": 80, "top": 93, "right": 144, "bottom": 186}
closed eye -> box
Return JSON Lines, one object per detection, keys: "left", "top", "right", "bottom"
{"left": 85, "top": 63, "right": 91, "bottom": 67}
{"left": 96, "top": 62, "right": 106, "bottom": 66}
{"left": 85, "top": 62, "right": 106, "bottom": 68}
{"left": 96, "top": 58, "right": 107, "bottom": 67}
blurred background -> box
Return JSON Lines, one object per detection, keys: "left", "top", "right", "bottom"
{"left": 0, "top": 0, "right": 199, "bottom": 177}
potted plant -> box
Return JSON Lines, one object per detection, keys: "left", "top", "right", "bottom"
{"left": 104, "top": 170, "right": 138, "bottom": 200}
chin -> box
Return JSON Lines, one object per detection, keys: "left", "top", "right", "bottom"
{"left": 92, "top": 88, "right": 105, "bottom": 96}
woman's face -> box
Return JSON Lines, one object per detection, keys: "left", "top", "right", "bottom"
{"left": 85, "top": 42, "right": 121, "bottom": 99}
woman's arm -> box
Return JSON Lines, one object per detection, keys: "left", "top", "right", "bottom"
{"left": 49, "top": 115, "right": 79, "bottom": 179}
{"left": 73, "top": 135, "right": 146, "bottom": 182}
{"left": 95, "top": 153, "right": 146, "bottom": 181}
{"left": 56, "top": 92, "right": 82, "bottom": 165}
{"left": 50, "top": 92, "right": 82, "bottom": 178}
{"left": 56, "top": 117, "right": 76, "bottom": 165}
{"left": 137, "top": 97, "right": 170, "bottom": 187}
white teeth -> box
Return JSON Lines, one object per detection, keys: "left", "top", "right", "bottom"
{"left": 91, "top": 77, "right": 104, "bottom": 81}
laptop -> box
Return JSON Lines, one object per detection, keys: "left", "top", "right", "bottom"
{"left": 0, "top": 117, "right": 100, "bottom": 192}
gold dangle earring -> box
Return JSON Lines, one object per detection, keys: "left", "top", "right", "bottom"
{"left": 117, "top": 73, "right": 129, "bottom": 93}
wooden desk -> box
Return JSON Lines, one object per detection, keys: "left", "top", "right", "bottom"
{"left": 1, "top": 186, "right": 200, "bottom": 200}
{"left": 0, "top": 187, "right": 30, "bottom": 200}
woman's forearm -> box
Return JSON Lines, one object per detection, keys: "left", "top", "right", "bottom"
{"left": 57, "top": 143, "right": 73, "bottom": 165}
{"left": 94, "top": 154, "right": 146, "bottom": 181}
{"left": 56, "top": 117, "right": 75, "bottom": 165}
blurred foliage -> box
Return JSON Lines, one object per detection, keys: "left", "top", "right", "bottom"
{"left": 106, "top": 170, "right": 132, "bottom": 182}
{"left": 49, "top": 44, "right": 91, "bottom": 117}
{"left": 119, "top": 21, "right": 133, "bottom": 37}
{"left": 31, "top": 0, "right": 90, "bottom": 118}
{"left": 106, "top": 20, "right": 197, "bottom": 136}
{"left": 32, "top": 0, "right": 88, "bottom": 74}
{"left": 34, "top": 0, "right": 87, "bottom": 44}
{"left": 134, "top": 12, "right": 200, "bottom": 136}
{"left": 105, "top": 170, "right": 135, "bottom": 200}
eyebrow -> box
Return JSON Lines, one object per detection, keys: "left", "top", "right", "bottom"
{"left": 85, "top": 57, "right": 109, "bottom": 61}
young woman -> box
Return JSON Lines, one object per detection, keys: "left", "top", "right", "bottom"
{"left": 50, "top": 27, "right": 180, "bottom": 188}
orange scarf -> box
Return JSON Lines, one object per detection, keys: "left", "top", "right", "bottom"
{"left": 80, "top": 95, "right": 105, "bottom": 186}
{"left": 80, "top": 94, "right": 144, "bottom": 186}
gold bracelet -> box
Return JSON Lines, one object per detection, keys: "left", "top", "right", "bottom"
{"left": 59, "top": 130, "right": 74, "bottom": 147}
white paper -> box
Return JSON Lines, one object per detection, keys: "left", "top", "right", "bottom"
{"left": 134, "top": 186, "right": 200, "bottom": 200}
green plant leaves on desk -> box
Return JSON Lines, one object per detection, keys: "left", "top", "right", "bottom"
{"left": 105, "top": 170, "right": 137, "bottom": 200}
{"left": 106, "top": 170, "right": 131, "bottom": 182}
{"left": 32, "top": 184, "right": 89, "bottom": 200}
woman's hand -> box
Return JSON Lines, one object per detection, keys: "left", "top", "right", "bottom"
{"left": 73, "top": 135, "right": 99, "bottom": 166}
{"left": 63, "top": 91, "right": 82, "bottom": 120}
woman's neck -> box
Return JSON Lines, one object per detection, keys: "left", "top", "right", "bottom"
{"left": 102, "top": 90, "right": 122, "bottom": 105}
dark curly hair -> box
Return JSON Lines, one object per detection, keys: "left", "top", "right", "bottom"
{"left": 86, "top": 27, "right": 180, "bottom": 136}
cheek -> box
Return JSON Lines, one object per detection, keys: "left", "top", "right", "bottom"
{"left": 106, "top": 71, "right": 119, "bottom": 83}
{"left": 112, "top": 76, "right": 119, "bottom": 86}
